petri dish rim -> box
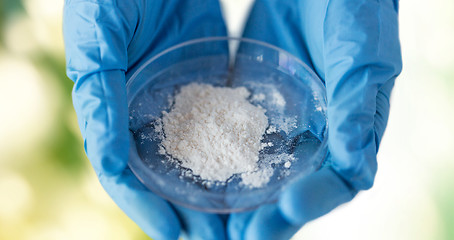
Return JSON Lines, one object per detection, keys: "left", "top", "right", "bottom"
{"left": 126, "top": 37, "right": 325, "bottom": 93}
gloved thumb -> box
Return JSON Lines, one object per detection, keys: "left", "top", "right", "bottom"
{"left": 278, "top": 166, "right": 355, "bottom": 226}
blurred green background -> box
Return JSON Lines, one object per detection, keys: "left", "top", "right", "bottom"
{"left": 0, "top": 0, "right": 453, "bottom": 239}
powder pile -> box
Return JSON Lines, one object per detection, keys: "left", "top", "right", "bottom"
{"left": 159, "top": 83, "right": 269, "bottom": 182}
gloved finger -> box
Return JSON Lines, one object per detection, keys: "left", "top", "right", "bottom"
{"left": 173, "top": 205, "right": 226, "bottom": 240}
{"left": 63, "top": 0, "right": 138, "bottom": 175}
{"left": 227, "top": 210, "right": 254, "bottom": 240}
{"left": 99, "top": 169, "right": 181, "bottom": 240}
{"left": 278, "top": 166, "right": 355, "bottom": 226}
{"left": 322, "top": 0, "right": 402, "bottom": 190}
{"left": 228, "top": 205, "right": 299, "bottom": 240}
{"left": 125, "top": 0, "right": 228, "bottom": 74}
{"left": 91, "top": 131, "right": 182, "bottom": 239}
{"left": 227, "top": 167, "right": 355, "bottom": 240}
{"left": 72, "top": 70, "right": 130, "bottom": 175}
{"left": 234, "top": 2, "right": 328, "bottom": 162}
{"left": 240, "top": 0, "right": 329, "bottom": 78}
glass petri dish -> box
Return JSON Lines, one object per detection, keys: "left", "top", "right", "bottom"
{"left": 126, "top": 37, "right": 328, "bottom": 213}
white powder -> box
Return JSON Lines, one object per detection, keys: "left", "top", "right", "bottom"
{"left": 155, "top": 83, "right": 296, "bottom": 188}
{"left": 241, "top": 168, "right": 274, "bottom": 188}
{"left": 160, "top": 83, "right": 268, "bottom": 182}
{"left": 271, "top": 91, "right": 286, "bottom": 107}
{"left": 245, "top": 82, "right": 297, "bottom": 135}
{"left": 266, "top": 125, "right": 277, "bottom": 134}
{"left": 251, "top": 93, "right": 266, "bottom": 102}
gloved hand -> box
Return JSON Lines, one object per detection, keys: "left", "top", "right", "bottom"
{"left": 63, "top": 0, "right": 229, "bottom": 239}
{"left": 228, "top": 0, "right": 402, "bottom": 239}
{"left": 64, "top": 0, "right": 402, "bottom": 239}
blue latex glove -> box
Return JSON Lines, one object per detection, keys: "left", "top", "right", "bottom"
{"left": 64, "top": 0, "right": 402, "bottom": 239}
{"left": 228, "top": 0, "right": 402, "bottom": 239}
{"left": 63, "top": 1, "right": 229, "bottom": 239}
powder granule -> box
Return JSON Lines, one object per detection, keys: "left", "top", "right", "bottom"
{"left": 160, "top": 83, "right": 268, "bottom": 182}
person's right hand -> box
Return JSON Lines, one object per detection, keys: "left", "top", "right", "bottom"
{"left": 63, "top": 1, "right": 229, "bottom": 239}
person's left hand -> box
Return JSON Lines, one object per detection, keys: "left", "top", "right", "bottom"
{"left": 227, "top": 0, "right": 402, "bottom": 239}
